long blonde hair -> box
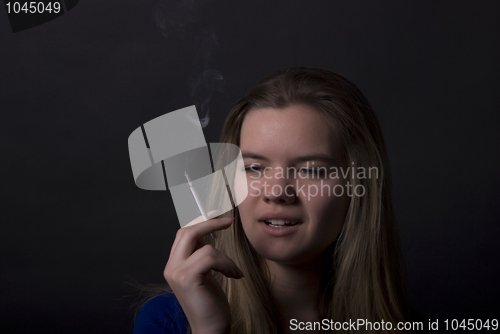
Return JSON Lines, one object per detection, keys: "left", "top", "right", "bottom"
{"left": 209, "top": 67, "right": 408, "bottom": 333}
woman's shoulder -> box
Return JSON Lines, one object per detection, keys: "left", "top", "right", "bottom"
{"left": 133, "top": 292, "right": 189, "bottom": 334}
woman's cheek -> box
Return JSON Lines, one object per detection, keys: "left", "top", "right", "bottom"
{"left": 247, "top": 179, "right": 262, "bottom": 197}
{"left": 236, "top": 180, "right": 259, "bottom": 222}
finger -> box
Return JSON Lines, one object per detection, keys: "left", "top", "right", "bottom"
{"left": 169, "top": 217, "right": 234, "bottom": 263}
{"left": 181, "top": 244, "right": 244, "bottom": 280}
{"left": 183, "top": 209, "right": 221, "bottom": 227}
{"left": 170, "top": 210, "right": 220, "bottom": 259}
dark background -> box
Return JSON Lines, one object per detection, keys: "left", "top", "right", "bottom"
{"left": 1, "top": 0, "right": 499, "bottom": 332}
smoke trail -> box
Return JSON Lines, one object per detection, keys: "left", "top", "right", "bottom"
{"left": 155, "top": 0, "right": 196, "bottom": 39}
{"left": 155, "top": 0, "right": 225, "bottom": 128}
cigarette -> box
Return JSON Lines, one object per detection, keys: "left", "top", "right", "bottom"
{"left": 184, "top": 171, "right": 216, "bottom": 239}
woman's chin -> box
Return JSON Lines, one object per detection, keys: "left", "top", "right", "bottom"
{"left": 254, "top": 246, "right": 312, "bottom": 265}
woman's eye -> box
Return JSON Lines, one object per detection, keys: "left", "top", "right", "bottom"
{"left": 299, "top": 168, "right": 326, "bottom": 178}
{"left": 244, "top": 165, "right": 262, "bottom": 173}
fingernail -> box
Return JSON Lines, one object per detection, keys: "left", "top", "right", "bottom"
{"left": 220, "top": 217, "right": 235, "bottom": 223}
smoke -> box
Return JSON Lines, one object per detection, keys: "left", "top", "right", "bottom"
{"left": 155, "top": 0, "right": 225, "bottom": 128}
{"left": 155, "top": 0, "right": 196, "bottom": 39}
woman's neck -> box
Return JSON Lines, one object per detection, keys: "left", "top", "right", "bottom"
{"left": 265, "top": 256, "right": 327, "bottom": 329}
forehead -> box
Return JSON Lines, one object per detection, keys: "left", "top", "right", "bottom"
{"left": 240, "top": 104, "right": 339, "bottom": 159}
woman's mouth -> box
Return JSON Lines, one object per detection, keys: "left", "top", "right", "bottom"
{"left": 259, "top": 219, "right": 303, "bottom": 237}
{"left": 263, "top": 219, "right": 301, "bottom": 227}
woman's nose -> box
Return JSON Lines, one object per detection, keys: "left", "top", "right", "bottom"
{"left": 261, "top": 168, "right": 296, "bottom": 204}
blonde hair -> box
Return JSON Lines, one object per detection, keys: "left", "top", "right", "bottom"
{"left": 209, "top": 67, "right": 408, "bottom": 333}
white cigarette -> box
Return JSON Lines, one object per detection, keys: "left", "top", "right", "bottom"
{"left": 185, "top": 171, "right": 209, "bottom": 220}
{"left": 185, "top": 171, "right": 216, "bottom": 238}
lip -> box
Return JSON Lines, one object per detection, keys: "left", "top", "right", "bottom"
{"left": 257, "top": 212, "right": 304, "bottom": 237}
{"left": 258, "top": 212, "right": 303, "bottom": 223}
{"left": 259, "top": 221, "right": 302, "bottom": 237}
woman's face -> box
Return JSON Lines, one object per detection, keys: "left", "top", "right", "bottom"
{"left": 237, "top": 104, "right": 350, "bottom": 265}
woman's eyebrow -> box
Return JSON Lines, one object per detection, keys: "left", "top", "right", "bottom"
{"left": 242, "top": 152, "right": 269, "bottom": 161}
{"left": 292, "top": 154, "right": 337, "bottom": 164}
{"left": 242, "top": 152, "right": 337, "bottom": 164}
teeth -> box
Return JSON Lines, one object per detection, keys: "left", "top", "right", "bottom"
{"left": 265, "top": 219, "right": 299, "bottom": 226}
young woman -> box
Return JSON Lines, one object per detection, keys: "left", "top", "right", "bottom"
{"left": 133, "top": 67, "right": 409, "bottom": 333}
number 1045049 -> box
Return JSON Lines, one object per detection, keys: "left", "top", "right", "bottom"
{"left": 5, "top": 2, "right": 61, "bottom": 14}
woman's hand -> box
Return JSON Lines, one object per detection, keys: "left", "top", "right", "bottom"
{"left": 164, "top": 215, "right": 244, "bottom": 334}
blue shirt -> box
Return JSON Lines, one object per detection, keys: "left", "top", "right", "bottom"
{"left": 133, "top": 293, "right": 190, "bottom": 334}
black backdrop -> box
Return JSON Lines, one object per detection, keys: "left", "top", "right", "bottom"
{"left": 1, "top": 1, "right": 499, "bottom": 333}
